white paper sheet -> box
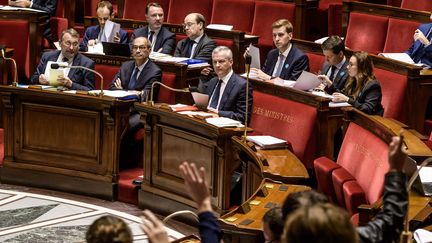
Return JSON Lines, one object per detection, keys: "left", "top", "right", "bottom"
{"left": 248, "top": 44, "right": 260, "bottom": 69}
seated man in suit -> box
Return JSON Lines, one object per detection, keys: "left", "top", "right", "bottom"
{"left": 30, "top": 28, "right": 95, "bottom": 91}
{"left": 317, "top": 36, "right": 349, "bottom": 94}
{"left": 9, "top": 0, "right": 57, "bottom": 43}
{"left": 251, "top": 19, "right": 309, "bottom": 81}
{"left": 406, "top": 14, "right": 432, "bottom": 68}
{"left": 110, "top": 36, "right": 162, "bottom": 169}
{"left": 79, "top": 1, "right": 128, "bottom": 52}
{"left": 130, "top": 2, "right": 175, "bottom": 55}
{"left": 175, "top": 13, "right": 217, "bottom": 62}
{"left": 205, "top": 46, "right": 252, "bottom": 124}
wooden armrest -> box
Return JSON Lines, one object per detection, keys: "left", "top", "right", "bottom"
{"left": 357, "top": 198, "right": 383, "bottom": 226}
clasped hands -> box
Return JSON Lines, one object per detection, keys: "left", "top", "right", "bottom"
{"left": 414, "top": 29, "right": 431, "bottom": 47}
{"left": 8, "top": 0, "right": 31, "bottom": 8}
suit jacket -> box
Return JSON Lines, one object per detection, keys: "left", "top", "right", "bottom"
{"left": 30, "top": 50, "right": 96, "bottom": 91}
{"left": 79, "top": 25, "right": 129, "bottom": 52}
{"left": 32, "top": 0, "right": 57, "bottom": 16}
{"left": 130, "top": 26, "right": 176, "bottom": 55}
{"left": 109, "top": 60, "right": 162, "bottom": 101}
{"left": 346, "top": 79, "right": 384, "bottom": 116}
{"left": 205, "top": 73, "right": 252, "bottom": 124}
{"left": 175, "top": 34, "right": 217, "bottom": 62}
{"left": 198, "top": 211, "right": 223, "bottom": 243}
{"left": 262, "top": 45, "right": 309, "bottom": 81}
{"left": 406, "top": 23, "right": 432, "bottom": 68}
{"left": 321, "top": 60, "right": 349, "bottom": 94}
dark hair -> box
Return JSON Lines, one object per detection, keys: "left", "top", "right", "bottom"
{"left": 272, "top": 19, "right": 293, "bottom": 34}
{"left": 86, "top": 215, "right": 133, "bottom": 243}
{"left": 344, "top": 51, "right": 376, "bottom": 99}
{"left": 194, "top": 13, "right": 206, "bottom": 27}
{"left": 283, "top": 203, "right": 358, "bottom": 243}
{"left": 321, "top": 36, "right": 345, "bottom": 55}
{"left": 282, "top": 190, "right": 328, "bottom": 221}
{"left": 263, "top": 207, "right": 284, "bottom": 241}
{"left": 97, "top": 1, "right": 114, "bottom": 15}
{"left": 146, "top": 2, "right": 163, "bottom": 15}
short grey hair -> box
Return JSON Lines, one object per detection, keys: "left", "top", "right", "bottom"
{"left": 212, "top": 46, "right": 233, "bottom": 60}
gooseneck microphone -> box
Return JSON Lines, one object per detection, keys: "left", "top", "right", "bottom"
{"left": 147, "top": 81, "right": 194, "bottom": 106}
{"left": 51, "top": 63, "right": 104, "bottom": 97}
{"left": 242, "top": 55, "right": 252, "bottom": 142}
{"left": 1, "top": 46, "right": 18, "bottom": 87}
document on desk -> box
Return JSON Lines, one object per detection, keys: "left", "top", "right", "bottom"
{"left": 329, "top": 102, "right": 351, "bottom": 107}
{"left": 0, "top": 6, "right": 46, "bottom": 13}
{"left": 246, "top": 135, "right": 287, "bottom": 149}
{"left": 44, "top": 61, "right": 68, "bottom": 86}
{"left": 248, "top": 44, "right": 260, "bottom": 69}
{"left": 292, "top": 71, "right": 321, "bottom": 91}
{"left": 379, "top": 53, "right": 424, "bottom": 67}
{"left": 206, "top": 117, "right": 244, "bottom": 127}
{"left": 206, "top": 24, "right": 233, "bottom": 31}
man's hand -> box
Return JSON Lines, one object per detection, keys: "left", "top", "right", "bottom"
{"left": 140, "top": 210, "right": 169, "bottom": 243}
{"left": 243, "top": 47, "right": 250, "bottom": 59}
{"left": 200, "top": 67, "right": 213, "bottom": 76}
{"left": 114, "top": 78, "right": 123, "bottom": 89}
{"left": 38, "top": 74, "right": 49, "bottom": 85}
{"left": 414, "top": 29, "right": 430, "bottom": 46}
{"left": 9, "top": 0, "right": 31, "bottom": 8}
{"left": 113, "top": 32, "right": 120, "bottom": 43}
{"left": 388, "top": 133, "right": 407, "bottom": 173}
{"left": 57, "top": 75, "right": 73, "bottom": 88}
{"left": 179, "top": 162, "right": 212, "bottom": 213}
{"left": 317, "top": 74, "right": 332, "bottom": 87}
{"left": 88, "top": 39, "right": 97, "bottom": 46}
{"left": 250, "top": 68, "right": 271, "bottom": 80}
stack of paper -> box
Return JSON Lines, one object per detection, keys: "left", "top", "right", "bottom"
{"left": 206, "top": 117, "right": 243, "bottom": 127}
{"left": 169, "top": 104, "right": 198, "bottom": 112}
{"left": 246, "top": 135, "right": 287, "bottom": 149}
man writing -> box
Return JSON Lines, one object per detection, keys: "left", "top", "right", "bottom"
{"left": 30, "top": 28, "right": 95, "bottom": 91}
{"left": 79, "top": 1, "right": 128, "bottom": 52}
{"left": 130, "top": 2, "right": 175, "bottom": 54}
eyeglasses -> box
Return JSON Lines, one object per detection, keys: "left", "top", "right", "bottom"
{"left": 132, "top": 45, "right": 148, "bottom": 50}
{"left": 182, "top": 22, "right": 196, "bottom": 29}
{"left": 63, "top": 41, "right": 79, "bottom": 47}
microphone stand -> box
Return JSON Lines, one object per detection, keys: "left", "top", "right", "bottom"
{"left": 147, "top": 81, "right": 191, "bottom": 106}
{"left": 1, "top": 48, "right": 18, "bottom": 87}
{"left": 401, "top": 156, "right": 432, "bottom": 243}
{"left": 242, "top": 55, "right": 252, "bottom": 143}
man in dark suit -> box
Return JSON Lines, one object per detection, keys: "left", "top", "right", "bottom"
{"left": 9, "top": 0, "right": 57, "bottom": 42}
{"left": 175, "top": 13, "right": 217, "bottom": 62}
{"left": 406, "top": 15, "right": 432, "bottom": 68}
{"left": 251, "top": 19, "right": 309, "bottom": 81}
{"left": 30, "top": 28, "right": 95, "bottom": 91}
{"left": 317, "top": 36, "right": 349, "bottom": 94}
{"left": 205, "top": 46, "right": 252, "bottom": 124}
{"left": 79, "top": 1, "right": 128, "bottom": 52}
{"left": 130, "top": 2, "right": 175, "bottom": 55}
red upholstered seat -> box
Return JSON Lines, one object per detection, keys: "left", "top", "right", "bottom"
{"left": 213, "top": 39, "right": 233, "bottom": 50}
{"left": 305, "top": 52, "right": 325, "bottom": 74}
{"left": 167, "top": 0, "right": 213, "bottom": 24}
{"left": 327, "top": 2, "right": 343, "bottom": 36}
{"left": 401, "top": 0, "right": 432, "bottom": 11}
{"left": 314, "top": 156, "right": 340, "bottom": 203}
{"left": 383, "top": 18, "right": 420, "bottom": 53}
{"left": 158, "top": 72, "right": 176, "bottom": 104}
{"left": 345, "top": 12, "right": 388, "bottom": 54}
{"left": 332, "top": 167, "right": 355, "bottom": 207}
{"left": 424, "top": 131, "right": 432, "bottom": 150}
{"left": 123, "top": 0, "right": 170, "bottom": 20}
{"left": 373, "top": 68, "right": 407, "bottom": 122}
{"left": 95, "top": 64, "right": 119, "bottom": 90}
{"left": 251, "top": 1, "right": 295, "bottom": 48}
{"left": 210, "top": 0, "right": 255, "bottom": 32}
{"left": 251, "top": 91, "right": 318, "bottom": 169}
{"left": 0, "top": 20, "right": 30, "bottom": 80}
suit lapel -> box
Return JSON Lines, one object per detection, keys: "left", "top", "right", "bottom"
{"left": 124, "top": 61, "right": 135, "bottom": 88}
{"left": 333, "top": 60, "right": 348, "bottom": 85}
{"left": 192, "top": 35, "right": 206, "bottom": 58}
{"left": 154, "top": 28, "right": 163, "bottom": 51}
{"left": 68, "top": 53, "right": 80, "bottom": 79}
{"left": 280, "top": 46, "right": 295, "bottom": 77}
{"left": 136, "top": 61, "right": 151, "bottom": 89}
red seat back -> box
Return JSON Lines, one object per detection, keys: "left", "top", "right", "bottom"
{"left": 0, "top": 20, "right": 30, "bottom": 80}
{"left": 401, "top": 0, "right": 432, "bottom": 11}
{"left": 167, "top": 0, "right": 213, "bottom": 24}
{"left": 337, "top": 122, "right": 389, "bottom": 204}
{"left": 158, "top": 72, "right": 176, "bottom": 104}
{"left": 383, "top": 18, "right": 420, "bottom": 53}
{"left": 94, "top": 64, "right": 119, "bottom": 90}
{"left": 86, "top": 0, "right": 118, "bottom": 16}
{"left": 251, "top": 91, "right": 318, "bottom": 169}
{"left": 345, "top": 12, "right": 388, "bottom": 54}
{"left": 305, "top": 52, "right": 325, "bottom": 74}
{"left": 252, "top": 1, "right": 296, "bottom": 47}
{"left": 123, "top": 0, "right": 170, "bottom": 20}
{"left": 373, "top": 68, "right": 407, "bottom": 122}
{"left": 318, "top": 0, "right": 342, "bottom": 9}
{"left": 211, "top": 0, "right": 255, "bottom": 32}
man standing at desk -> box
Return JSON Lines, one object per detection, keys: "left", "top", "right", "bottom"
{"left": 175, "top": 13, "right": 216, "bottom": 62}
{"left": 30, "top": 28, "right": 95, "bottom": 91}
{"left": 251, "top": 19, "right": 309, "bottom": 81}
{"left": 79, "top": 1, "right": 128, "bottom": 52}
{"left": 130, "top": 2, "right": 175, "bottom": 55}
{"left": 206, "top": 46, "right": 252, "bottom": 124}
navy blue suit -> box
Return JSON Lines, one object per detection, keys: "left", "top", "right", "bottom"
{"left": 109, "top": 60, "right": 162, "bottom": 101}
{"left": 205, "top": 73, "right": 252, "bottom": 124}
{"left": 321, "top": 60, "right": 349, "bottom": 94}
{"left": 79, "top": 25, "right": 129, "bottom": 52}
{"left": 131, "top": 26, "right": 176, "bottom": 55}
{"left": 406, "top": 23, "right": 432, "bottom": 68}
{"left": 262, "top": 45, "right": 309, "bottom": 81}
{"left": 175, "top": 34, "right": 216, "bottom": 62}
{"left": 30, "top": 50, "right": 96, "bottom": 91}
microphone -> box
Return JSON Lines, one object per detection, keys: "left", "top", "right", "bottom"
{"left": 1, "top": 46, "right": 18, "bottom": 87}
{"left": 147, "top": 81, "right": 193, "bottom": 106}
{"left": 51, "top": 63, "right": 104, "bottom": 97}
{"left": 242, "top": 55, "right": 252, "bottom": 142}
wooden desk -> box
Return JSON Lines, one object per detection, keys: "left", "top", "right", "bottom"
{"left": 0, "top": 10, "right": 48, "bottom": 80}
{"left": 135, "top": 103, "right": 246, "bottom": 214}
{"left": 84, "top": 17, "right": 259, "bottom": 73}
{"left": 408, "top": 191, "right": 431, "bottom": 231}
{"left": 0, "top": 86, "right": 133, "bottom": 200}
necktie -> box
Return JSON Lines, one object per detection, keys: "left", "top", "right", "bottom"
{"left": 274, "top": 53, "right": 285, "bottom": 78}
{"left": 209, "top": 79, "right": 223, "bottom": 109}
{"left": 149, "top": 31, "right": 155, "bottom": 47}
{"left": 185, "top": 39, "right": 195, "bottom": 58}
{"left": 329, "top": 65, "right": 337, "bottom": 81}
{"left": 128, "top": 67, "right": 140, "bottom": 90}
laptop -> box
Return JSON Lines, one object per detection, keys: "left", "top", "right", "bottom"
{"left": 102, "top": 42, "right": 131, "bottom": 57}
{"left": 404, "top": 157, "right": 432, "bottom": 196}
{"left": 191, "top": 92, "right": 209, "bottom": 110}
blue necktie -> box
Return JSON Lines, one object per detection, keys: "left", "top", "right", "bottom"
{"left": 329, "top": 65, "right": 337, "bottom": 81}
{"left": 185, "top": 39, "right": 195, "bottom": 58}
{"left": 128, "top": 67, "right": 140, "bottom": 90}
{"left": 209, "top": 80, "right": 223, "bottom": 109}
